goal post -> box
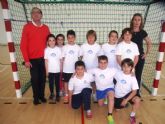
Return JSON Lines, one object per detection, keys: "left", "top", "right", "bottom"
{"left": 152, "top": 21, "right": 165, "bottom": 96}
{"left": 1, "top": 0, "right": 22, "bottom": 98}
{"left": 1, "top": 0, "right": 165, "bottom": 97}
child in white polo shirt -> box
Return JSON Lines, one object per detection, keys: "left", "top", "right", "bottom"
{"left": 56, "top": 34, "right": 65, "bottom": 97}
{"left": 80, "top": 30, "right": 101, "bottom": 69}
{"left": 44, "top": 34, "right": 62, "bottom": 102}
{"left": 80, "top": 30, "right": 101, "bottom": 103}
{"left": 100, "top": 30, "right": 118, "bottom": 69}
{"left": 116, "top": 28, "right": 139, "bottom": 68}
{"left": 88, "top": 55, "right": 117, "bottom": 124}
{"left": 114, "top": 58, "right": 141, "bottom": 124}
{"left": 69, "top": 61, "right": 93, "bottom": 119}
{"left": 62, "top": 30, "right": 81, "bottom": 103}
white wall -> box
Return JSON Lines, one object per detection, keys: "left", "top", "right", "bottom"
{"left": 0, "top": 3, "right": 7, "bottom": 45}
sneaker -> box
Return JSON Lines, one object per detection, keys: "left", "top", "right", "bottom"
{"left": 130, "top": 116, "right": 136, "bottom": 124}
{"left": 33, "top": 100, "right": 41, "bottom": 105}
{"left": 63, "top": 95, "right": 69, "bottom": 104}
{"left": 86, "top": 110, "right": 92, "bottom": 119}
{"left": 49, "top": 94, "right": 54, "bottom": 100}
{"left": 107, "top": 115, "right": 115, "bottom": 124}
{"left": 39, "top": 97, "right": 47, "bottom": 103}
{"left": 92, "top": 94, "right": 97, "bottom": 103}
{"left": 49, "top": 96, "right": 56, "bottom": 104}
{"left": 59, "top": 91, "right": 64, "bottom": 97}
{"left": 52, "top": 96, "right": 56, "bottom": 103}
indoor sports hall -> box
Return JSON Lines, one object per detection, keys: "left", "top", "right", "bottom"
{"left": 0, "top": 0, "right": 165, "bottom": 124}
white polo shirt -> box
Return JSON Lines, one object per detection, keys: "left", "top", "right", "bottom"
{"left": 114, "top": 71, "right": 139, "bottom": 98}
{"left": 62, "top": 44, "right": 81, "bottom": 73}
{"left": 44, "top": 47, "right": 62, "bottom": 73}
{"left": 80, "top": 43, "right": 101, "bottom": 69}
{"left": 116, "top": 41, "right": 139, "bottom": 61}
{"left": 68, "top": 72, "right": 94, "bottom": 94}
{"left": 88, "top": 67, "right": 117, "bottom": 91}
{"left": 101, "top": 43, "right": 118, "bottom": 68}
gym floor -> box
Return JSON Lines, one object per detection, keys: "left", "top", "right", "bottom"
{"left": 0, "top": 45, "right": 165, "bottom": 124}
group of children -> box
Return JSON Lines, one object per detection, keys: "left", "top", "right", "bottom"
{"left": 44, "top": 28, "right": 141, "bottom": 124}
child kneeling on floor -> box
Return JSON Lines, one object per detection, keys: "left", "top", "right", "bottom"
{"left": 114, "top": 58, "right": 141, "bottom": 124}
{"left": 68, "top": 60, "right": 94, "bottom": 119}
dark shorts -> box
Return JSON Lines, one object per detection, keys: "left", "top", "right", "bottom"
{"left": 96, "top": 88, "right": 114, "bottom": 100}
{"left": 115, "top": 92, "right": 139, "bottom": 109}
{"left": 63, "top": 73, "right": 73, "bottom": 82}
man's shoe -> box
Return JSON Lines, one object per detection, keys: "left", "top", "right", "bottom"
{"left": 40, "top": 97, "right": 47, "bottom": 103}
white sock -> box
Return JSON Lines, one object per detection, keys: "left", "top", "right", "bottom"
{"left": 92, "top": 94, "right": 96, "bottom": 98}
{"left": 65, "top": 94, "right": 68, "bottom": 96}
{"left": 130, "top": 112, "right": 136, "bottom": 117}
{"left": 93, "top": 93, "right": 96, "bottom": 96}
{"left": 87, "top": 110, "right": 91, "bottom": 113}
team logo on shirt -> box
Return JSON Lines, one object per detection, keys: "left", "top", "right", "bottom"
{"left": 69, "top": 50, "right": 74, "bottom": 54}
{"left": 88, "top": 50, "right": 93, "bottom": 54}
{"left": 84, "top": 80, "right": 87, "bottom": 84}
{"left": 99, "top": 74, "right": 105, "bottom": 79}
{"left": 126, "top": 49, "right": 132, "bottom": 54}
{"left": 120, "top": 79, "right": 127, "bottom": 84}
{"left": 50, "top": 53, "right": 56, "bottom": 57}
{"left": 110, "top": 50, "right": 115, "bottom": 53}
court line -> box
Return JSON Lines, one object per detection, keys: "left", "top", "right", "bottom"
{"left": 0, "top": 97, "right": 32, "bottom": 100}
{"left": 1, "top": 94, "right": 165, "bottom": 100}
{"left": 81, "top": 105, "right": 85, "bottom": 124}
{"left": 1, "top": 93, "right": 165, "bottom": 99}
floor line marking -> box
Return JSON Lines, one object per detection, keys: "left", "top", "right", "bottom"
{"left": 81, "top": 105, "right": 85, "bottom": 124}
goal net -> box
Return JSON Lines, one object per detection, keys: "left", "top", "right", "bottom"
{"left": 5, "top": 0, "right": 165, "bottom": 94}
